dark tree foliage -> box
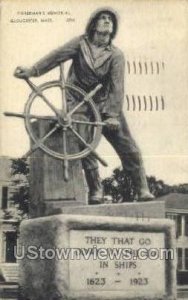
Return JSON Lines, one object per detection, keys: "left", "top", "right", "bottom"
{"left": 172, "top": 184, "right": 188, "bottom": 194}
{"left": 11, "top": 158, "right": 29, "bottom": 176}
{"left": 10, "top": 158, "right": 30, "bottom": 217}
{"left": 147, "top": 176, "right": 171, "bottom": 198}
{"left": 102, "top": 167, "right": 187, "bottom": 202}
{"left": 102, "top": 168, "right": 136, "bottom": 202}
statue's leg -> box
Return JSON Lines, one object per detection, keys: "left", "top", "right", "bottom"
{"left": 102, "top": 113, "right": 154, "bottom": 201}
{"left": 82, "top": 156, "right": 103, "bottom": 204}
{"left": 74, "top": 111, "right": 103, "bottom": 204}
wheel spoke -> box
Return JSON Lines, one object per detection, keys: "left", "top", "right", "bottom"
{"left": 4, "top": 112, "right": 26, "bottom": 118}
{"left": 69, "top": 127, "right": 108, "bottom": 167}
{"left": 4, "top": 112, "right": 57, "bottom": 121}
{"left": 67, "top": 84, "right": 103, "bottom": 117}
{"left": 63, "top": 159, "right": 69, "bottom": 181}
{"left": 69, "top": 126, "right": 90, "bottom": 147}
{"left": 23, "top": 124, "right": 59, "bottom": 158}
{"left": 39, "top": 93, "right": 60, "bottom": 116}
{"left": 60, "top": 87, "right": 67, "bottom": 116}
{"left": 83, "top": 84, "right": 103, "bottom": 101}
{"left": 24, "top": 78, "right": 60, "bottom": 116}
{"left": 59, "top": 63, "right": 67, "bottom": 114}
{"left": 67, "top": 100, "right": 85, "bottom": 117}
{"left": 62, "top": 128, "right": 67, "bottom": 158}
{"left": 62, "top": 128, "right": 69, "bottom": 181}
{"left": 72, "top": 119, "right": 105, "bottom": 126}
{"left": 28, "top": 115, "right": 57, "bottom": 121}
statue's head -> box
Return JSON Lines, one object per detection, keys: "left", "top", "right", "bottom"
{"left": 86, "top": 7, "right": 118, "bottom": 41}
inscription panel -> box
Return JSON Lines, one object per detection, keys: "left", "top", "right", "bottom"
{"left": 69, "top": 230, "right": 166, "bottom": 296}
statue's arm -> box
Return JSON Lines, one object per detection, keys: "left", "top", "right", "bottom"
{"left": 14, "top": 36, "right": 82, "bottom": 78}
{"left": 105, "top": 50, "right": 125, "bottom": 118}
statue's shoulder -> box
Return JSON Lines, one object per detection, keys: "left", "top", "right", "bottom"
{"left": 111, "top": 44, "right": 125, "bottom": 60}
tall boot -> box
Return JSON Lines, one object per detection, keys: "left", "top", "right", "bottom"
{"left": 131, "top": 166, "right": 154, "bottom": 201}
{"left": 84, "top": 168, "right": 103, "bottom": 204}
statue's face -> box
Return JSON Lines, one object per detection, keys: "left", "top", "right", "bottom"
{"left": 95, "top": 13, "right": 113, "bottom": 34}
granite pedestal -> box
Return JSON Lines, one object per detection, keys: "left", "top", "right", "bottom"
{"left": 19, "top": 210, "right": 177, "bottom": 300}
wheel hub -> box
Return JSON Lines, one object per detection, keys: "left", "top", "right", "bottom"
{"left": 58, "top": 114, "right": 72, "bottom": 128}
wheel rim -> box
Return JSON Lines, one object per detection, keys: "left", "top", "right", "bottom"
{"left": 24, "top": 81, "right": 103, "bottom": 160}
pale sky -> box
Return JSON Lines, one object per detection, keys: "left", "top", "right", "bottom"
{"left": 0, "top": 0, "right": 188, "bottom": 184}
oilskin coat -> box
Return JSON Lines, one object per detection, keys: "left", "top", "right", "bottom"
{"left": 32, "top": 35, "right": 125, "bottom": 119}
{"left": 31, "top": 10, "right": 146, "bottom": 194}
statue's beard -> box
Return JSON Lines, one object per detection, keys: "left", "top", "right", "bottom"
{"left": 95, "top": 28, "right": 112, "bottom": 36}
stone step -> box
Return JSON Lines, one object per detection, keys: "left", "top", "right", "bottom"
{"left": 0, "top": 284, "right": 18, "bottom": 300}
{"left": 1, "top": 264, "right": 19, "bottom": 283}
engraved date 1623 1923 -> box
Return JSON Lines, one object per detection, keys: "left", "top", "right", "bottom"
{"left": 86, "top": 277, "right": 148, "bottom": 287}
{"left": 130, "top": 278, "right": 149, "bottom": 285}
{"left": 87, "top": 278, "right": 106, "bottom": 286}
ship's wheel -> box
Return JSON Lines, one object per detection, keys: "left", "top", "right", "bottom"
{"left": 4, "top": 63, "right": 108, "bottom": 180}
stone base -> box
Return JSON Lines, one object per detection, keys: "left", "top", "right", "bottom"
{"left": 19, "top": 212, "right": 176, "bottom": 300}
{"left": 46, "top": 200, "right": 165, "bottom": 219}
{"left": 29, "top": 120, "right": 87, "bottom": 219}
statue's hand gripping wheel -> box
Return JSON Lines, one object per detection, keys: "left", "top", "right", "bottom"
{"left": 4, "top": 64, "right": 108, "bottom": 181}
